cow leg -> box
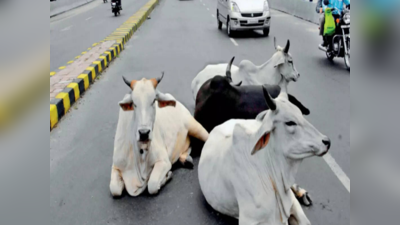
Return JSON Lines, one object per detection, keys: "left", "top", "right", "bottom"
{"left": 291, "top": 184, "right": 312, "bottom": 206}
{"left": 109, "top": 165, "right": 124, "bottom": 197}
{"left": 179, "top": 143, "right": 194, "bottom": 169}
{"left": 289, "top": 190, "right": 311, "bottom": 225}
{"left": 147, "top": 160, "right": 172, "bottom": 195}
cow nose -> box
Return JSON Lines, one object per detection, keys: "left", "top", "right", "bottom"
{"left": 139, "top": 129, "right": 150, "bottom": 141}
{"left": 322, "top": 138, "right": 331, "bottom": 150}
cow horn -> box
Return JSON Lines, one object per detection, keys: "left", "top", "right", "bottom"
{"left": 283, "top": 40, "right": 290, "bottom": 53}
{"left": 262, "top": 85, "right": 277, "bottom": 111}
{"left": 234, "top": 81, "right": 242, "bottom": 86}
{"left": 122, "top": 76, "right": 131, "bottom": 88}
{"left": 274, "top": 37, "right": 277, "bottom": 50}
{"left": 157, "top": 72, "right": 164, "bottom": 84}
{"left": 226, "top": 56, "right": 235, "bottom": 81}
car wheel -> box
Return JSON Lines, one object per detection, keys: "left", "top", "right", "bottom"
{"left": 263, "top": 27, "right": 270, "bottom": 37}
{"left": 217, "top": 11, "right": 222, "bottom": 30}
{"left": 227, "top": 19, "right": 234, "bottom": 37}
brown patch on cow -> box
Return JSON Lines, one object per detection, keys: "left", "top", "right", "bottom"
{"left": 130, "top": 80, "right": 137, "bottom": 89}
{"left": 150, "top": 78, "right": 158, "bottom": 88}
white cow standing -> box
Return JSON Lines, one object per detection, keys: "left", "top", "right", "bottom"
{"left": 198, "top": 86, "right": 331, "bottom": 225}
{"left": 191, "top": 38, "right": 300, "bottom": 100}
{"left": 110, "top": 74, "right": 209, "bottom": 197}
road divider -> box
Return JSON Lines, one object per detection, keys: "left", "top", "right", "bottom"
{"left": 50, "top": 0, "right": 160, "bottom": 130}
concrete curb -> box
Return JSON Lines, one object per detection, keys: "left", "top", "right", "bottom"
{"left": 50, "top": 0, "right": 159, "bottom": 130}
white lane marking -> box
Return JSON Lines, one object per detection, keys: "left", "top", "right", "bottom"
{"left": 207, "top": 8, "right": 210, "bottom": 11}
{"left": 61, "top": 26, "right": 72, "bottom": 31}
{"left": 85, "top": 17, "right": 92, "bottom": 21}
{"left": 323, "top": 153, "right": 350, "bottom": 193}
{"left": 212, "top": 14, "right": 215, "bottom": 18}
{"left": 230, "top": 38, "right": 238, "bottom": 46}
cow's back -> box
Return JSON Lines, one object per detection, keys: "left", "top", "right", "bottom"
{"left": 192, "top": 63, "right": 239, "bottom": 100}
{"left": 152, "top": 99, "right": 193, "bottom": 163}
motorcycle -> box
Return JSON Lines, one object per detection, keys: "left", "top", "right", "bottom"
{"left": 111, "top": 0, "right": 121, "bottom": 16}
{"left": 319, "top": 7, "right": 350, "bottom": 71}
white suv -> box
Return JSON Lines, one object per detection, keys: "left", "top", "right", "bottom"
{"left": 217, "top": 0, "right": 271, "bottom": 37}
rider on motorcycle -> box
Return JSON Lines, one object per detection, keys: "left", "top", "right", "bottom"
{"left": 319, "top": 0, "right": 350, "bottom": 48}
{"left": 112, "top": 0, "right": 122, "bottom": 10}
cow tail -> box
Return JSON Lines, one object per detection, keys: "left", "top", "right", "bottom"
{"left": 187, "top": 117, "right": 209, "bottom": 142}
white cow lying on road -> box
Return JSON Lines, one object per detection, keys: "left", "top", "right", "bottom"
{"left": 110, "top": 74, "right": 208, "bottom": 197}
{"left": 198, "top": 86, "right": 331, "bottom": 225}
{"left": 191, "top": 38, "right": 300, "bottom": 100}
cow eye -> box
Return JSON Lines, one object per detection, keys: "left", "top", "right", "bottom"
{"left": 285, "top": 121, "right": 297, "bottom": 126}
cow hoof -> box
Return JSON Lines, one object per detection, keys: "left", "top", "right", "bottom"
{"left": 110, "top": 183, "right": 123, "bottom": 198}
{"left": 182, "top": 156, "right": 194, "bottom": 169}
{"left": 298, "top": 192, "right": 313, "bottom": 206}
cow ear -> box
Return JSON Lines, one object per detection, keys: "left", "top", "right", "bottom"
{"left": 251, "top": 119, "right": 274, "bottom": 155}
{"left": 119, "top": 94, "right": 134, "bottom": 111}
{"left": 251, "top": 132, "right": 270, "bottom": 155}
{"left": 274, "top": 55, "right": 286, "bottom": 68}
{"left": 255, "top": 111, "right": 268, "bottom": 121}
{"left": 156, "top": 92, "right": 176, "bottom": 108}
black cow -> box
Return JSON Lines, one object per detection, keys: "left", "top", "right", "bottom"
{"left": 194, "top": 57, "right": 310, "bottom": 133}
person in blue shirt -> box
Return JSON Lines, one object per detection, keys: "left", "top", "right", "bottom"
{"left": 323, "top": 0, "right": 350, "bottom": 15}
{"left": 319, "top": 0, "right": 350, "bottom": 47}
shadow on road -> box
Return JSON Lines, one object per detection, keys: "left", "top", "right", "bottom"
{"left": 220, "top": 29, "right": 267, "bottom": 39}
{"left": 314, "top": 56, "right": 349, "bottom": 73}
{"left": 199, "top": 193, "right": 239, "bottom": 225}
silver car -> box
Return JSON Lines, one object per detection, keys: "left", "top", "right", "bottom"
{"left": 216, "top": 0, "right": 271, "bottom": 37}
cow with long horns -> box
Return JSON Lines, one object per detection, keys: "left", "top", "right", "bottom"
{"left": 109, "top": 73, "right": 209, "bottom": 197}
{"left": 191, "top": 38, "right": 299, "bottom": 100}
{"left": 198, "top": 86, "right": 331, "bottom": 225}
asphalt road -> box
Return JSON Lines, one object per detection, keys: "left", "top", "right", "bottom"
{"left": 50, "top": 0, "right": 149, "bottom": 71}
{"left": 50, "top": 0, "right": 350, "bottom": 224}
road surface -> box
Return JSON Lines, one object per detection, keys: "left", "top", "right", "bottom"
{"left": 50, "top": 0, "right": 149, "bottom": 71}
{"left": 50, "top": 0, "right": 350, "bottom": 224}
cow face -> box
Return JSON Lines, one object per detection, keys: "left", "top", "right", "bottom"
{"left": 119, "top": 73, "right": 176, "bottom": 148}
{"left": 251, "top": 86, "right": 330, "bottom": 159}
{"left": 273, "top": 38, "right": 300, "bottom": 82}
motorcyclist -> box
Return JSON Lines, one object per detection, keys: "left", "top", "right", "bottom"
{"left": 112, "top": 0, "right": 122, "bottom": 10}
{"left": 319, "top": 0, "right": 350, "bottom": 48}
